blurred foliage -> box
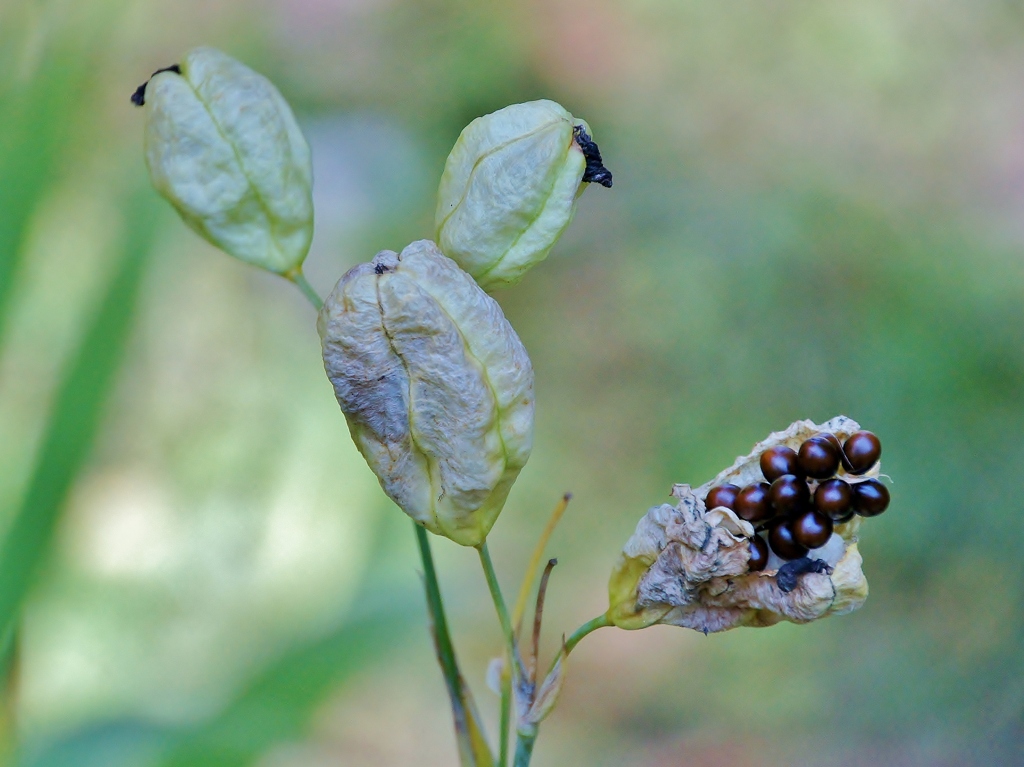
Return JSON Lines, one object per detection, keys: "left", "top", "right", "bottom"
{"left": 1, "top": 0, "right": 1023, "bottom": 766}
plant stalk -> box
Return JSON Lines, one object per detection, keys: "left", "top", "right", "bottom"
{"left": 477, "top": 541, "right": 519, "bottom": 767}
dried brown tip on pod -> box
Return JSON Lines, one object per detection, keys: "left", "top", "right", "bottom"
{"left": 705, "top": 483, "right": 740, "bottom": 511}
{"left": 606, "top": 416, "right": 871, "bottom": 634}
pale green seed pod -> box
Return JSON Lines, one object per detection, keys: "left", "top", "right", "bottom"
{"left": 318, "top": 240, "right": 534, "bottom": 547}
{"left": 608, "top": 417, "right": 871, "bottom": 633}
{"left": 435, "top": 100, "right": 611, "bottom": 292}
{"left": 138, "top": 47, "right": 313, "bottom": 276}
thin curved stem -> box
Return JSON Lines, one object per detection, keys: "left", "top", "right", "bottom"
{"left": 477, "top": 542, "right": 517, "bottom": 767}
{"left": 564, "top": 613, "right": 611, "bottom": 656}
{"left": 289, "top": 269, "right": 323, "bottom": 311}
{"left": 512, "top": 493, "right": 571, "bottom": 633}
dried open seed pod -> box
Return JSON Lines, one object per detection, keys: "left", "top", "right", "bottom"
{"left": 607, "top": 416, "right": 874, "bottom": 633}
{"left": 435, "top": 100, "right": 611, "bottom": 292}
{"left": 318, "top": 240, "right": 534, "bottom": 547}
{"left": 139, "top": 47, "right": 314, "bottom": 276}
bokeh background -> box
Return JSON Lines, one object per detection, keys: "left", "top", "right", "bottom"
{"left": 2, "top": 0, "right": 1023, "bottom": 765}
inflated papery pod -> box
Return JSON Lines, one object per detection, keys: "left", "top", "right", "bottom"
{"left": 318, "top": 240, "right": 534, "bottom": 547}
{"left": 137, "top": 47, "right": 314, "bottom": 276}
{"left": 608, "top": 417, "right": 874, "bottom": 633}
{"left": 435, "top": 100, "right": 612, "bottom": 292}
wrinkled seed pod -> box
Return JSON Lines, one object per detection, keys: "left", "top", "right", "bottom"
{"left": 607, "top": 416, "right": 871, "bottom": 633}
{"left": 318, "top": 240, "right": 534, "bottom": 547}
{"left": 140, "top": 47, "right": 313, "bottom": 276}
{"left": 435, "top": 100, "right": 610, "bottom": 292}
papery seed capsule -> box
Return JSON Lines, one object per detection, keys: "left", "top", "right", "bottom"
{"left": 852, "top": 478, "right": 890, "bottom": 517}
{"left": 435, "top": 100, "right": 610, "bottom": 292}
{"left": 768, "top": 518, "right": 808, "bottom": 560}
{"left": 791, "top": 508, "right": 833, "bottom": 549}
{"left": 760, "top": 446, "right": 801, "bottom": 482}
{"left": 139, "top": 47, "right": 313, "bottom": 276}
{"left": 705, "top": 484, "right": 740, "bottom": 511}
{"left": 734, "top": 483, "right": 773, "bottom": 522}
{"left": 798, "top": 436, "right": 840, "bottom": 479}
{"left": 748, "top": 535, "right": 769, "bottom": 571}
{"left": 769, "top": 474, "right": 810, "bottom": 514}
{"left": 843, "top": 431, "right": 881, "bottom": 475}
{"left": 319, "top": 240, "right": 534, "bottom": 547}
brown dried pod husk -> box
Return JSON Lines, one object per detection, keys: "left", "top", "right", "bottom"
{"left": 607, "top": 416, "right": 874, "bottom": 633}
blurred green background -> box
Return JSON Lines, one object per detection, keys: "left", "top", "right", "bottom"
{"left": 2, "top": 0, "right": 1023, "bottom": 764}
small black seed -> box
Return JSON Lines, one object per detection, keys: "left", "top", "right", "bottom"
{"left": 814, "top": 478, "right": 853, "bottom": 520}
{"left": 768, "top": 518, "right": 808, "bottom": 560}
{"left": 734, "top": 483, "right": 773, "bottom": 522}
{"left": 852, "top": 478, "right": 890, "bottom": 517}
{"left": 843, "top": 431, "right": 881, "bottom": 475}
{"left": 760, "top": 446, "right": 800, "bottom": 482}
{"left": 769, "top": 474, "right": 810, "bottom": 514}
{"left": 798, "top": 436, "right": 840, "bottom": 479}
{"left": 791, "top": 508, "right": 833, "bottom": 549}
{"left": 705, "top": 484, "right": 740, "bottom": 511}
{"left": 748, "top": 535, "right": 769, "bottom": 571}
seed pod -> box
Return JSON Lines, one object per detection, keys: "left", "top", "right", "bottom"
{"left": 607, "top": 416, "right": 872, "bottom": 633}
{"left": 139, "top": 47, "right": 314, "bottom": 276}
{"left": 318, "top": 240, "right": 534, "bottom": 547}
{"left": 435, "top": 100, "right": 611, "bottom": 292}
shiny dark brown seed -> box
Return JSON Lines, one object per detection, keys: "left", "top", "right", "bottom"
{"left": 769, "top": 474, "right": 810, "bottom": 514}
{"left": 814, "top": 478, "right": 853, "bottom": 520}
{"left": 748, "top": 535, "right": 769, "bottom": 571}
{"left": 798, "top": 436, "right": 840, "bottom": 479}
{"left": 705, "top": 484, "right": 740, "bottom": 511}
{"left": 734, "top": 483, "right": 773, "bottom": 522}
{"left": 843, "top": 431, "right": 881, "bottom": 475}
{"left": 791, "top": 508, "right": 834, "bottom": 549}
{"left": 768, "top": 518, "right": 808, "bottom": 560}
{"left": 760, "top": 446, "right": 801, "bottom": 482}
{"left": 852, "top": 478, "right": 890, "bottom": 517}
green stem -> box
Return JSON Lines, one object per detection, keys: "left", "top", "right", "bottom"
{"left": 513, "top": 732, "right": 536, "bottom": 767}
{"left": 289, "top": 269, "right": 323, "bottom": 311}
{"left": 416, "top": 524, "right": 462, "bottom": 701}
{"left": 564, "top": 613, "right": 611, "bottom": 656}
{"left": 477, "top": 542, "right": 516, "bottom": 767}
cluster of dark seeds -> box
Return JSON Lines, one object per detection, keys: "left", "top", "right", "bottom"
{"left": 703, "top": 431, "right": 888, "bottom": 574}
